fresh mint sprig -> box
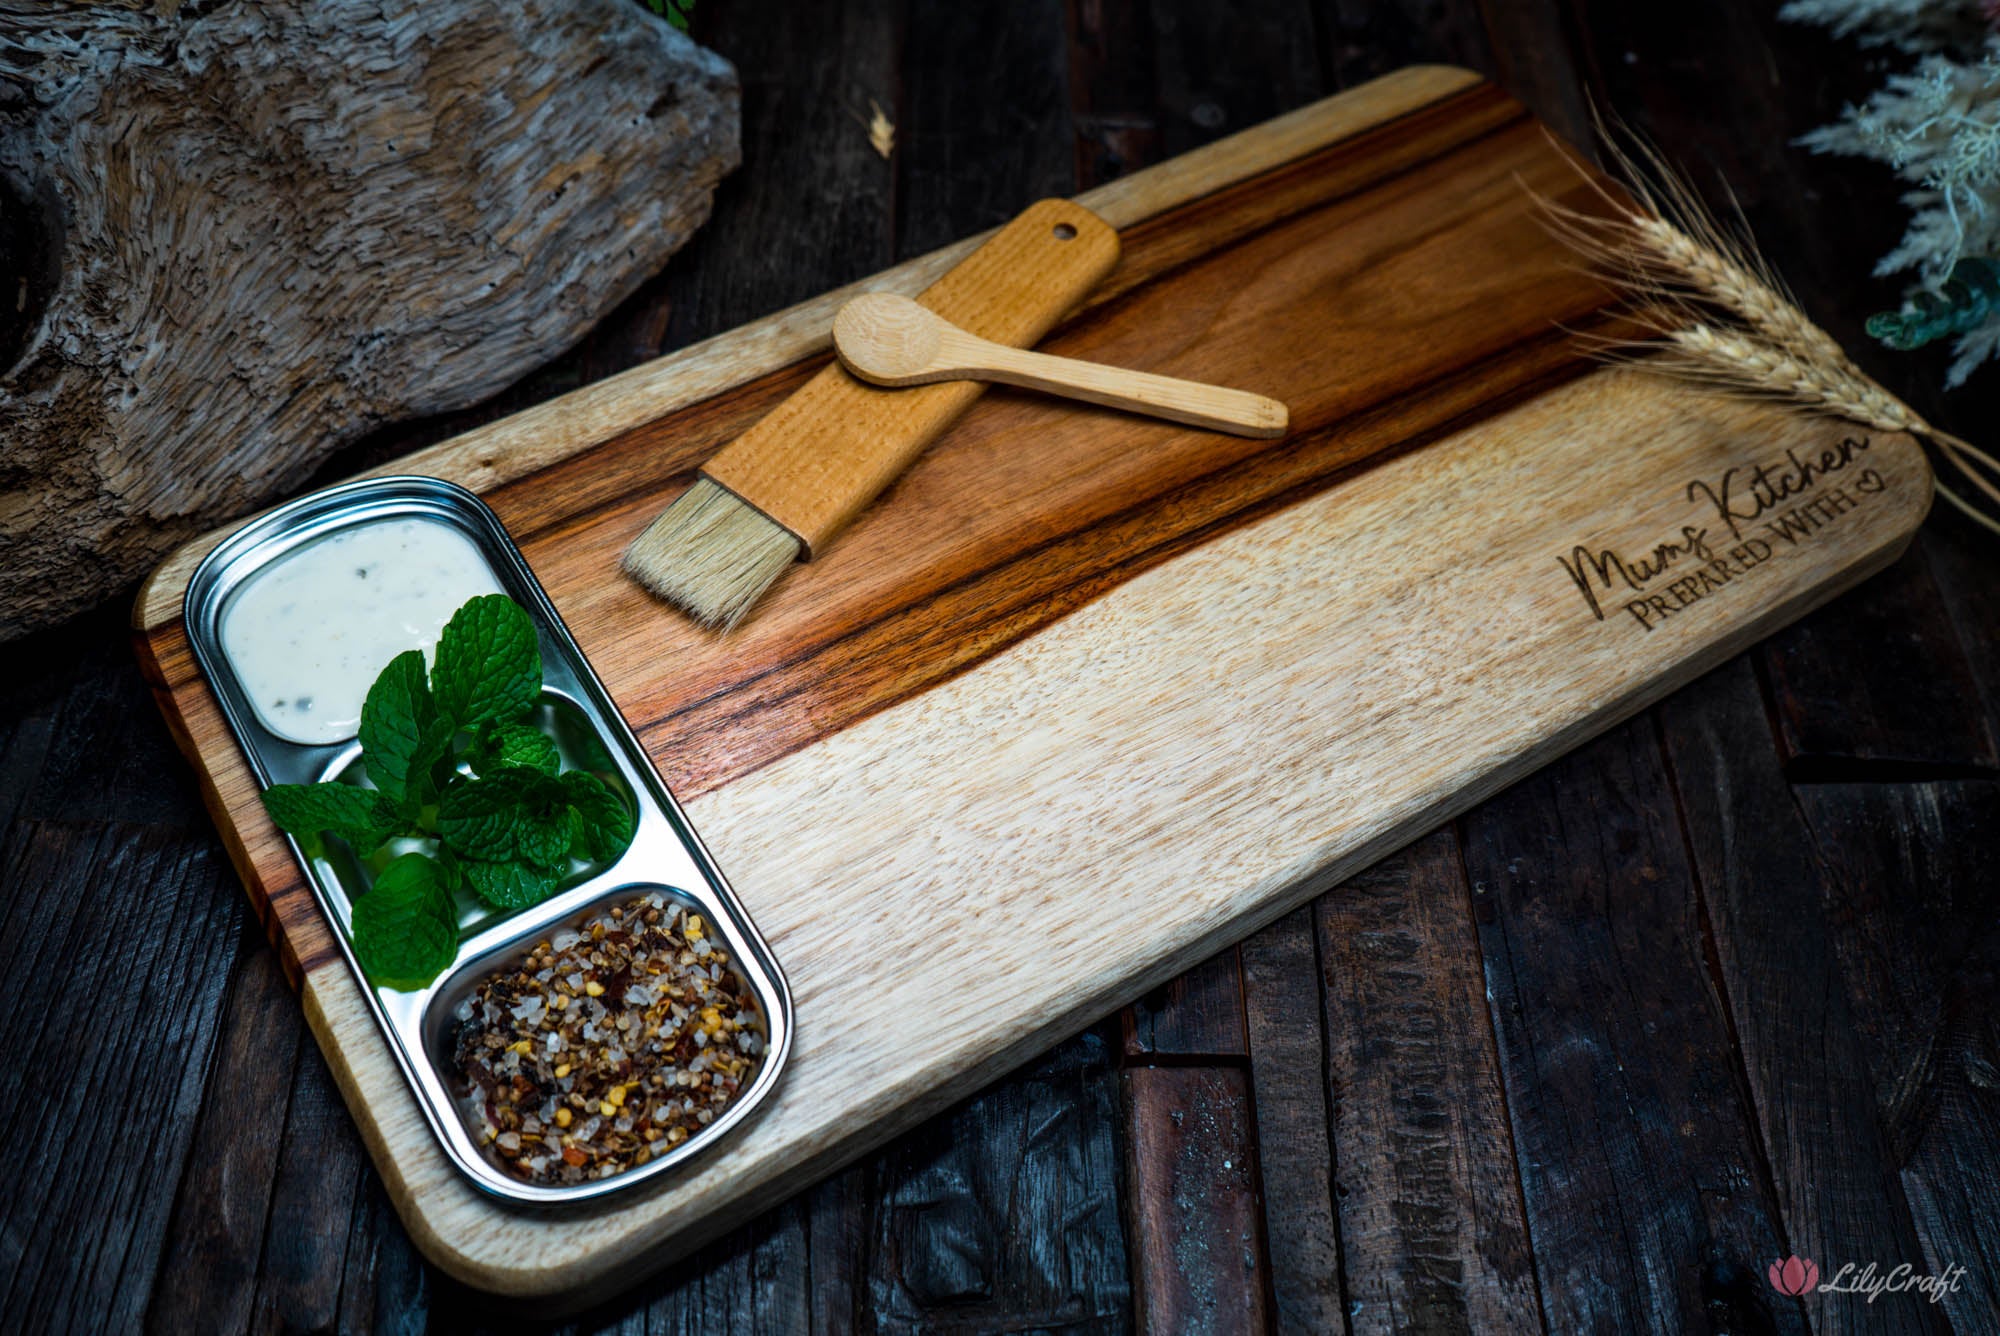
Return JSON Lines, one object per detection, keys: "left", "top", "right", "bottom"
{"left": 259, "top": 594, "right": 636, "bottom": 991}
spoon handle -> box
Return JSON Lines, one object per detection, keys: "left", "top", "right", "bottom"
{"left": 938, "top": 327, "right": 1288, "bottom": 439}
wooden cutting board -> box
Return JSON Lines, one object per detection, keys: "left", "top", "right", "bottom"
{"left": 134, "top": 66, "right": 1931, "bottom": 1305}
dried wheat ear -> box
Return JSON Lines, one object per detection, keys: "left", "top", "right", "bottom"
{"left": 1537, "top": 126, "right": 2000, "bottom": 538}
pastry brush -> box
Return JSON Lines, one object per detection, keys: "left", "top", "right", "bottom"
{"left": 622, "top": 198, "right": 1122, "bottom": 629}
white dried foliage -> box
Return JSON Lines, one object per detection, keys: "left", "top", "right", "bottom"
{"left": 1798, "top": 45, "right": 2000, "bottom": 284}
{"left": 1789, "top": 4, "right": 2000, "bottom": 383}
{"left": 1778, "top": 0, "right": 1988, "bottom": 52}
{"left": 1946, "top": 313, "right": 2000, "bottom": 383}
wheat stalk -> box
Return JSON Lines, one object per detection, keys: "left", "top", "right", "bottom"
{"left": 1540, "top": 125, "right": 2000, "bottom": 536}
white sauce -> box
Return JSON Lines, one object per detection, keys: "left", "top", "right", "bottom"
{"left": 221, "top": 517, "right": 504, "bottom": 745}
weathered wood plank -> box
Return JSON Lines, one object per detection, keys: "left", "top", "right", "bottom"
{"left": 1312, "top": 0, "right": 1498, "bottom": 91}
{"left": 247, "top": 1043, "right": 373, "bottom": 1335}
{"left": 1920, "top": 518, "right": 2000, "bottom": 756}
{"left": 803, "top": 1165, "right": 870, "bottom": 1334}
{"left": 1124, "top": 948, "right": 1251, "bottom": 1060}
{"left": 1462, "top": 718, "right": 1803, "bottom": 1335}
{"left": 869, "top": 1028, "right": 1131, "bottom": 1332}
{"left": 1658, "top": 658, "right": 1946, "bottom": 1336}
{"left": 1793, "top": 780, "right": 2000, "bottom": 1332}
{"left": 144, "top": 944, "right": 306, "bottom": 1336}
{"left": 623, "top": 1200, "right": 813, "bottom": 1335}
{"left": 0, "top": 822, "right": 241, "bottom": 1335}
{"left": 1151, "top": 0, "right": 1323, "bottom": 157}
{"left": 13, "top": 606, "right": 211, "bottom": 828}
{"left": 1123, "top": 1065, "right": 1270, "bottom": 1335}
{"left": 660, "top": 0, "right": 902, "bottom": 347}
{"left": 333, "top": 1175, "right": 431, "bottom": 1336}
{"left": 1760, "top": 545, "right": 1997, "bottom": 772}
{"left": 1066, "top": 0, "right": 1162, "bottom": 188}
{"left": 1565, "top": 0, "right": 1902, "bottom": 356}
{"left": 1240, "top": 905, "right": 1345, "bottom": 1335}
{"left": 1469, "top": 1, "right": 1586, "bottom": 142}
{"left": 899, "top": 0, "right": 1077, "bottom": 254}
{"left": 1318, "top": 829, "right": 1540, "bottom": 1335}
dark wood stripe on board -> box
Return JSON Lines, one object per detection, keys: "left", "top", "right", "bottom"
{"left": 484, "top": 99, "right": 1616, "bottom": 804}
{"left": 136, "top": 76, "right": 1620, "bottom": 987}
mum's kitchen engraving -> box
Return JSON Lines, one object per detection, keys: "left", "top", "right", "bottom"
{"left": 1559, "top": 436, "right": 1884, "bottom": 632}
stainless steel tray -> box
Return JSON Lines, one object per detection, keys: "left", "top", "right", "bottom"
{"left": 184, "top": 476, "right": 793, "bottom": 1207}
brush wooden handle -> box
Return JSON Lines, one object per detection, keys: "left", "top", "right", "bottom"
{"left": 833, "top": 292, "right": 1289, "bottom": 438}
{"left": 699, "top": 199, "right": 1122, "bottom": 556}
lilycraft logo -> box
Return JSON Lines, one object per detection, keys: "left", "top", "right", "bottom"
{"left": 1768, "top": 1256, "right": 1818, "bottom": 1297}
{"left": 1766, "top": 1254, "right": 1969, "bottom": 1305}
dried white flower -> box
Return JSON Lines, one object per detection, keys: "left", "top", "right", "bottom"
{"left": 1799, "top": 45, "right": 2000, "bottom": 285}
{"left": 1779, "top": 0, "right": 1988, "bottom": 53}
{"left": 1790, "top": 11, "right": 2000, "bottom": 383}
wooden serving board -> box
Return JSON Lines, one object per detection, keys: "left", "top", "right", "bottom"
{"left": 134, "top": 66, "right": 1931, "bottom": 1303}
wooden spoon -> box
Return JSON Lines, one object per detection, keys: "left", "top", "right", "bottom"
{"left": 833, "top": 291, "right": 1289, "bottom": 439}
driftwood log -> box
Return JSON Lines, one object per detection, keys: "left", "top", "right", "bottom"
{"left": 0, "top": 0, "right": 739, "bottom": 639}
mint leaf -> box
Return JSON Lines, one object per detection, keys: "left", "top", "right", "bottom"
{"left": 405, "top": 716, "right": 460, "bottom": 811}
{"left": 437, "top": 767, "right": 569, "bottom": 863}
{"left": 474, "top": 723, "right": 559, "bottom": 777}
{"left": 512, "top": 772, "right": 575, "bottom": 867}
{"left": 563, "top": 772, "right": 635, "bottom": 862}
{"left": 351, "top": 853, "right": 458, "bottom": 989}
{"left": 437, "top": 771, "right": 532, "bottom": 859}
{"left": 359, "top": 650, "right": 436, "bottom": 807}
{"left": 262, "top": 783, "right": 399, "bottom": 851}
{"left": 463, "top": 857, "right": 560, "bottom": 910}
{"left": 433, "top": 845, "right": 466, "bottom": 894}
{"left": 432, "top": 595, "right": 539, "bottom": 730}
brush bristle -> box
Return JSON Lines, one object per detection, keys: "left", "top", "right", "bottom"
{"left": 622, "top": 478, "right": 803, "bottom": 629}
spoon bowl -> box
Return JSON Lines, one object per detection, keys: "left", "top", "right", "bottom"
{"left": 833, "top": 291, "right": 1288, "bottom": 439}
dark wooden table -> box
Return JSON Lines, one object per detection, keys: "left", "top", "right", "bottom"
{"left": 6, "top": 3, "right": 1998, "bottom": 1333}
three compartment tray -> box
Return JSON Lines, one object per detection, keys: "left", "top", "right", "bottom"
{"left": 182, "top": 475, "right": 793, "bottom": 1206}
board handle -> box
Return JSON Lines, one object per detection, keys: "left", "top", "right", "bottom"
{"left": 700, "top": 199, "right": 1121, "bottom": 556}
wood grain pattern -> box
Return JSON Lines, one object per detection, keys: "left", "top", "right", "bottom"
{"left": 0, "top": 822, "right": 241, "bottom": 1333}
{"left": 7, "top": 10, "right": 1981, "bottom": 1332}
{"left": 157, "top": 372, "right": 1931, "bottom": 1303}
{"left": 1317, "top": 829, "right": 1540, "bottom": 1333}
{"left": 147, "top": 943, "right": 315, "bottom": 1335}
{"left": 1123, "top": 1065, "right": 1269, "bottom": 1335}
{"left": 1237, "top": 907, "right": 1342, "bottom": 1334}
{"left": 1658, "top": 660, "right": 1945, "bottom": 1336}
{"left": 133, "top": 64, "right": 1488, "bottom": 629}
{"left": 1122, "top": 948, "right": 1248, "bottom": 1060}
{"left": 132, "top": 68, "right": 1936, "bottom": 1302}
{"left": 1761, "top": 545, "right": 1999, "bottom": 773}
{"left": 866, "top": 1026, "right": 1130, "bottom": 1331}
{"left": 1463, "top": 719, "right": 1803, "bottom": 1334}
{"left": 1793, "top": 781, "right": 2000, "bottom": 1334}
